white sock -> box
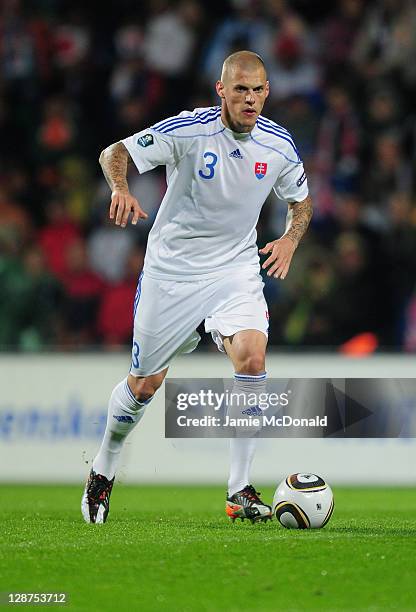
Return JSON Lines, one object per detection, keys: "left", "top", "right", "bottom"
{"left": 92, "top": 378, "right": 152, "bottom": 480}
{"left": 227, "top": 372, "right": 267, "bottom": 496}
{"left": 228, "top": 438, "right": 258, "bottom": 496}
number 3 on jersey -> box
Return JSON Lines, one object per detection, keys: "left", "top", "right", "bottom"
{"left": 198, "top": 151, "right": 218, "bottom": 180}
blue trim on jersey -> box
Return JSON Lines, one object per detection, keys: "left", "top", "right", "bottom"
{"left": 256, "top": 123, "right": 301, "bottom": 161}
{"left": 156, "top": 111, "right": 221, "bottom": 134}
{"left": 258, "top": 115, "right": 292, "bottom": 136}
{"left": 256, "top": 120, "right": 298, "bottom": 150}
{"left": 153, "top": 107, "right": 220, "bottom": 132}
{"left": 153, "top": 109, "right": 221, "bottom": 134}
{"left": 153, "top": 127, "right": 226, "bottom": 139}
{"left": 250, "top": 132, "right": 302, "bottom": 165}
{"left": 133, "top": 271, "right": 143, "bottom": 319}
{"left": 153, "top": 106, "right": 218, "bottom": 131}
{"left": 257, "top": 117, "right": 296, "bottom": 147}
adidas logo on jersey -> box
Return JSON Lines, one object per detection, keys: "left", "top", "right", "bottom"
{"left": 229, "top": 148, "right": 243, "bottom": 159}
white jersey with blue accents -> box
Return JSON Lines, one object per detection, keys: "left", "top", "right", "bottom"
{"left": 122, "top": 106, "right": 308, "bottom": 280}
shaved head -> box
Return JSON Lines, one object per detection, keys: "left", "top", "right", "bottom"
{"left": 221, "top": 50, "right": 266, "bottom": 83}
{"left": 216, "top": 49, "right": 269, "bottom": 133}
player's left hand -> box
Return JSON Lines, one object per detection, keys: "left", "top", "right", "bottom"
{"left": 259, "top": 236, "right": 296, "bottom": 280}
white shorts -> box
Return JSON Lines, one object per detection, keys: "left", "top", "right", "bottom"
{"left": 130, "top": 270, "right": 268, "bottom": 376}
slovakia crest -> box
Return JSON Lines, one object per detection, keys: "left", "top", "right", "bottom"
{"left": 255, "top": 162, "right": 268, "bottom": 180}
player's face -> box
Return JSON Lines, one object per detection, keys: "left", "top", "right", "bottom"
{"left": 216, "top": 66, "right": 269, "bottom": 133}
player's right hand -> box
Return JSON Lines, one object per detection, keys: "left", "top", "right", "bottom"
{"left": 109, "top": 190, "right": 148, "bottom": 227}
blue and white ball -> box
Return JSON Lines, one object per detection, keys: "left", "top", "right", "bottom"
{"left": 273, "top": 473, "right": 334, "bottom": 529}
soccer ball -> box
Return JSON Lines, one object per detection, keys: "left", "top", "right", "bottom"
{"left": 272, "top": 473, "right": 334, "bottom": 529}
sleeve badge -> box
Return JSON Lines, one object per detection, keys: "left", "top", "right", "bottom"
{"left": 137, "top": 134, "right": 154, "bottom": 147}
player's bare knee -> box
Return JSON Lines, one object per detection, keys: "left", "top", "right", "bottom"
{"left": 237, "top": 354, "right": 265, "bottom": 376}
{"left": 128, "top": 376, "right": 161, "bottom": 403}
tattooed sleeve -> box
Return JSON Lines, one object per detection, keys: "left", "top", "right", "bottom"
{"left": 284, "top": 195, "right": 313, "bottom": 247}
{"left": 99, "top": 142, "right": 133, "bottom": 192}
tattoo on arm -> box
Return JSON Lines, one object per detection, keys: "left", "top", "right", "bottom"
{"left": 284, "top": 195, "right": 313, "bottom": 247}
{"left": 99, "top": 142, "right": 133, "bottom": 193}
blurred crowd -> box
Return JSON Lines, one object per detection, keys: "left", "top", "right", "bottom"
{"left": 1, "top": 0, "right": 416, "bottom": 351}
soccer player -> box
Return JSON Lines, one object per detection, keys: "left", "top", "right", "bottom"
{"left": 82, "top": 50, "right": 312, "bottom": 524}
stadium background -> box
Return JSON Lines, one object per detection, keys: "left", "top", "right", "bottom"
{"left": 1, "top": 0, "right": 416, "bottom": 486}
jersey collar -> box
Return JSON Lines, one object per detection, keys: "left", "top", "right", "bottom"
{"left": 219, "top": 117, "right": 253, "bottom": 141}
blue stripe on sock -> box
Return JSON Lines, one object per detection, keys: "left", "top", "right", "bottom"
{"left": 234, "top": 372, "right": 267, "bottom": 381}
{"left": 124, "top": 380, "right": 154, "bottom": 407}
{"left": 140, "top": 396, "right": 154, "bottom": 406}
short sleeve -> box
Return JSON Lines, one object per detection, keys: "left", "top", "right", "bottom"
{"left": 273, "top": 160, "right": 309, "bottom": 203}
{"left": 122, "top": 128, "right": 176, "bottom": 174}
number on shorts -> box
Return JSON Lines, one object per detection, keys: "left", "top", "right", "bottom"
{"left": 132, "top": 341, "right": 140, "bottom": 369}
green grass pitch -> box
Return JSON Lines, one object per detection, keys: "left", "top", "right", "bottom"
{"left": 1, "top": 485, "right": 416, "bottom": 611}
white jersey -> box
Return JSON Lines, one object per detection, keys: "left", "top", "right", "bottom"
{"left": 122, "top": 106, "right": 308, "bottom": 280}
